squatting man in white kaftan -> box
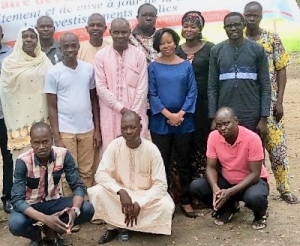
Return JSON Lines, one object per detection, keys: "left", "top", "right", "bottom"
{"left": 88, "top": 111, "right": 175, "bottom": 244}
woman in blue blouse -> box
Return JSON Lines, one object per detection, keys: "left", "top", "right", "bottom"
{"left": 148, "top": 28, "right": 197, "bottom": 218}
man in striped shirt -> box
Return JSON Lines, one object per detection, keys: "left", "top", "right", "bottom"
{"left": 8, "top": 122, "right": 94, "bottom": 246}
{"left": 208, "top": 11, "right": 271, "bottom": 142}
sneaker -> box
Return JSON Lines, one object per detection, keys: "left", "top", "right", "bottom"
{"left": 29, "top": 240, "right": 44, "bottom": 246}
{"left": 98, "top": 229, "right": 117, "bottom": 244}
{"left": 117, "top": 229, "right": 129, "bottom": 243}
{"left": 43, "top": 233, "right": 66, "bottom": 246}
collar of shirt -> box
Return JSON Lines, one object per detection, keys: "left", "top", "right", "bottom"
{"left": 0, "top": 44, "right": 11, "bottom": 54}
{"left": 219, "top": 126, "right": 243, "bottom": 146}
{"left": 45, "top": 40, "right": 60, "bottom": 54}
{"left": 33, "top": 149, "right": 56, "bottom": 166}
{"left": 132, "top": 27, "right": 156, "bottom": 38}
{"left": 113, "top": 44, "right": 131, "bottom": 56}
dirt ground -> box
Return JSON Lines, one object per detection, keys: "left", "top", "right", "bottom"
{"left": 0, "top": 54, "right": 300, "bottom": 246}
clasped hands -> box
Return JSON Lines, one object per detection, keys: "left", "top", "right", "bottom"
{"left": 118, "top": 189, "right": 141, "bottom": 227}
{"left": 167, "top": 111, "right": 185, "bottom": 127}
{"left": 212, "top": 187, "right": 233, "bottom": 211}
{"left": 42, "top": 207, "right": 76, "bottom": 235}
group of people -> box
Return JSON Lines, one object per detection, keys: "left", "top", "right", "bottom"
{"left": 0, "top": 1, "right": 297, "bottom": 245}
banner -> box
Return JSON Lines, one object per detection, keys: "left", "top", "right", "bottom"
{"left": 1, "top": 0, "right": 300, "bottom": 46}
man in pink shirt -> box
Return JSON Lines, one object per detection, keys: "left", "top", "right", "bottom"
{"left": 190, "top": 107, "right": 269, "bottom": 230}
{"left": 94, "top": 18, "right": 148, "bottom": 154}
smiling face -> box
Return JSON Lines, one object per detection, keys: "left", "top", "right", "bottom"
{"left": 110, "top": 20, "right": 131, "bottom": 51}
{"left": 224, "top": 15, "right": 245, "bottom": 41}
{"left": 60, "top": 34, "right": 79, "bottom": 62}
{"left": 182, "top": 21, "right": 201, "bottom": 41}
{"left": 86, "top": 14, "right": 106, "bottom": 40}
{"left": 22, "top": 29, "right": 38, "bottom": 57}
{"left": 159, "top": 32, "right": 176, "bottom": 57}
{"left": 244, "top": 4, "right": 262, "bottom": 30}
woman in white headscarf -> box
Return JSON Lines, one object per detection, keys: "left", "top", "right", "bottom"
{"left": 0, "top": 26, "right": 52, "bottom": 161}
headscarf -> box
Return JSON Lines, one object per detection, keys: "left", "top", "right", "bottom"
{"left": 7, "top": 26, "right": 48, "bottom": 69}
{"left": 0, "top": 26, "right": 52, "bottom": 151}
{"left": 181, "top": 11, "right": 205, "bottom": 29}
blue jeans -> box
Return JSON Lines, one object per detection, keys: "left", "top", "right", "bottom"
{"left": 190, "top": 175, "right": 269, "bottom": 218}
{"left": 9, "top": 197, "right": 94, "bottom": 241}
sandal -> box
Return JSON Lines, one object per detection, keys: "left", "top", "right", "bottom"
{"left": 252, "top": 215, "right": 267, "bottom": 230}
{"left": 213, "top": 210, "right": 234, "bottom": 226}
{"left": 90, "top": 219, "right": 106, "bottom": 225}
{"left": 281, "top": 192, "right": 299, "bottom": 204}
{"left": 71, "top": 225, "right": 80, "bottom": 233}
{"left": 212, "top": 201, "right": 240, "bottom": 218}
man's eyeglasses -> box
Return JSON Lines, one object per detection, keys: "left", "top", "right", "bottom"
{"left": 224, "top": 22, "right": 244, "bottom": 29}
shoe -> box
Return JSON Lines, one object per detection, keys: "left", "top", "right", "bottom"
{"left": 43, "top": 234, "right": 66, "bottom": 246}
{"left": 1, "top": 196, "right": 13, "bottom": 214}
{"left": 117, "top": 229, "right": 129, "bottom": 243}
{"left": 180, "top": 205, "right": 196, "bottom": 218}
{"left": 4, "top": 200, "right": 13, "bottom": 214}
{"left": 29, "top": 240, "right": 44, "bottom": 246}
{"left": 98, "top": 229, "right": 117, "bottom": 244}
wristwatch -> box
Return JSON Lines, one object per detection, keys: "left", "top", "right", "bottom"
{"left": 71, "top": 207, "right": 81, "bottom": 217}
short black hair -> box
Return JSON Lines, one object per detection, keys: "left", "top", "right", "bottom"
{"left": 137, "top": 3, "right": 157, "bottom": 15}
{"left": 244, "top": 1, "right": 263, "bottom": 12}
{"left": 87, "top": 13, "right": 106, "bottom": 25}
{"left": 223, "top": 12, "right": 245, "bottom": 25}
{"left": 153, "top": 28, "right": 180, "bottom": 52}
{"left": 30, "top": 122, "right": 51, "bottom": 137}
{"left": 215, "top": 107, "right": 236, "bottom": 120}
{"left": 36, "top": 16, "right": 54, "bottom": 26}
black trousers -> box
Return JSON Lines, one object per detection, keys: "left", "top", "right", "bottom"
{"left": 190, "top": 175, "right": 269, "bottom": 218}
{"left": 151, "top": 132, "right": 193, "bottom": 205}
{"left": 0, "top": 119, "right": 13, "bottom": 201}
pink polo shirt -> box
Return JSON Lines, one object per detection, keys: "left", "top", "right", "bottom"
{"left": 206, "top": 126, "right": 269, "bottom": 185}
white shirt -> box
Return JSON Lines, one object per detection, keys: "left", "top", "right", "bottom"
{"left": 44, "top": 60, "right": 95, "bottom": 134}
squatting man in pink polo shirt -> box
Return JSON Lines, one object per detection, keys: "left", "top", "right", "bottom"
{"left": 190, "top": 107, "right": 269, "bottom": 230}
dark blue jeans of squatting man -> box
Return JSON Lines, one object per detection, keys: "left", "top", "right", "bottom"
{"left": 9, "top": 197, "right": 94, "bottom": 241}
{"left": 190, "top": 175, "right": 269, "bottom": 218}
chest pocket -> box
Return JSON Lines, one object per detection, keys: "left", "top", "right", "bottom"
{"left": 26, "top": 177, "right": 40, "bottom": 190}
{"left": 126, "top": 67, "right": 140, "bottom": 88}
{"left": 139, "top": 164, "right": 150, "bottom": 176}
